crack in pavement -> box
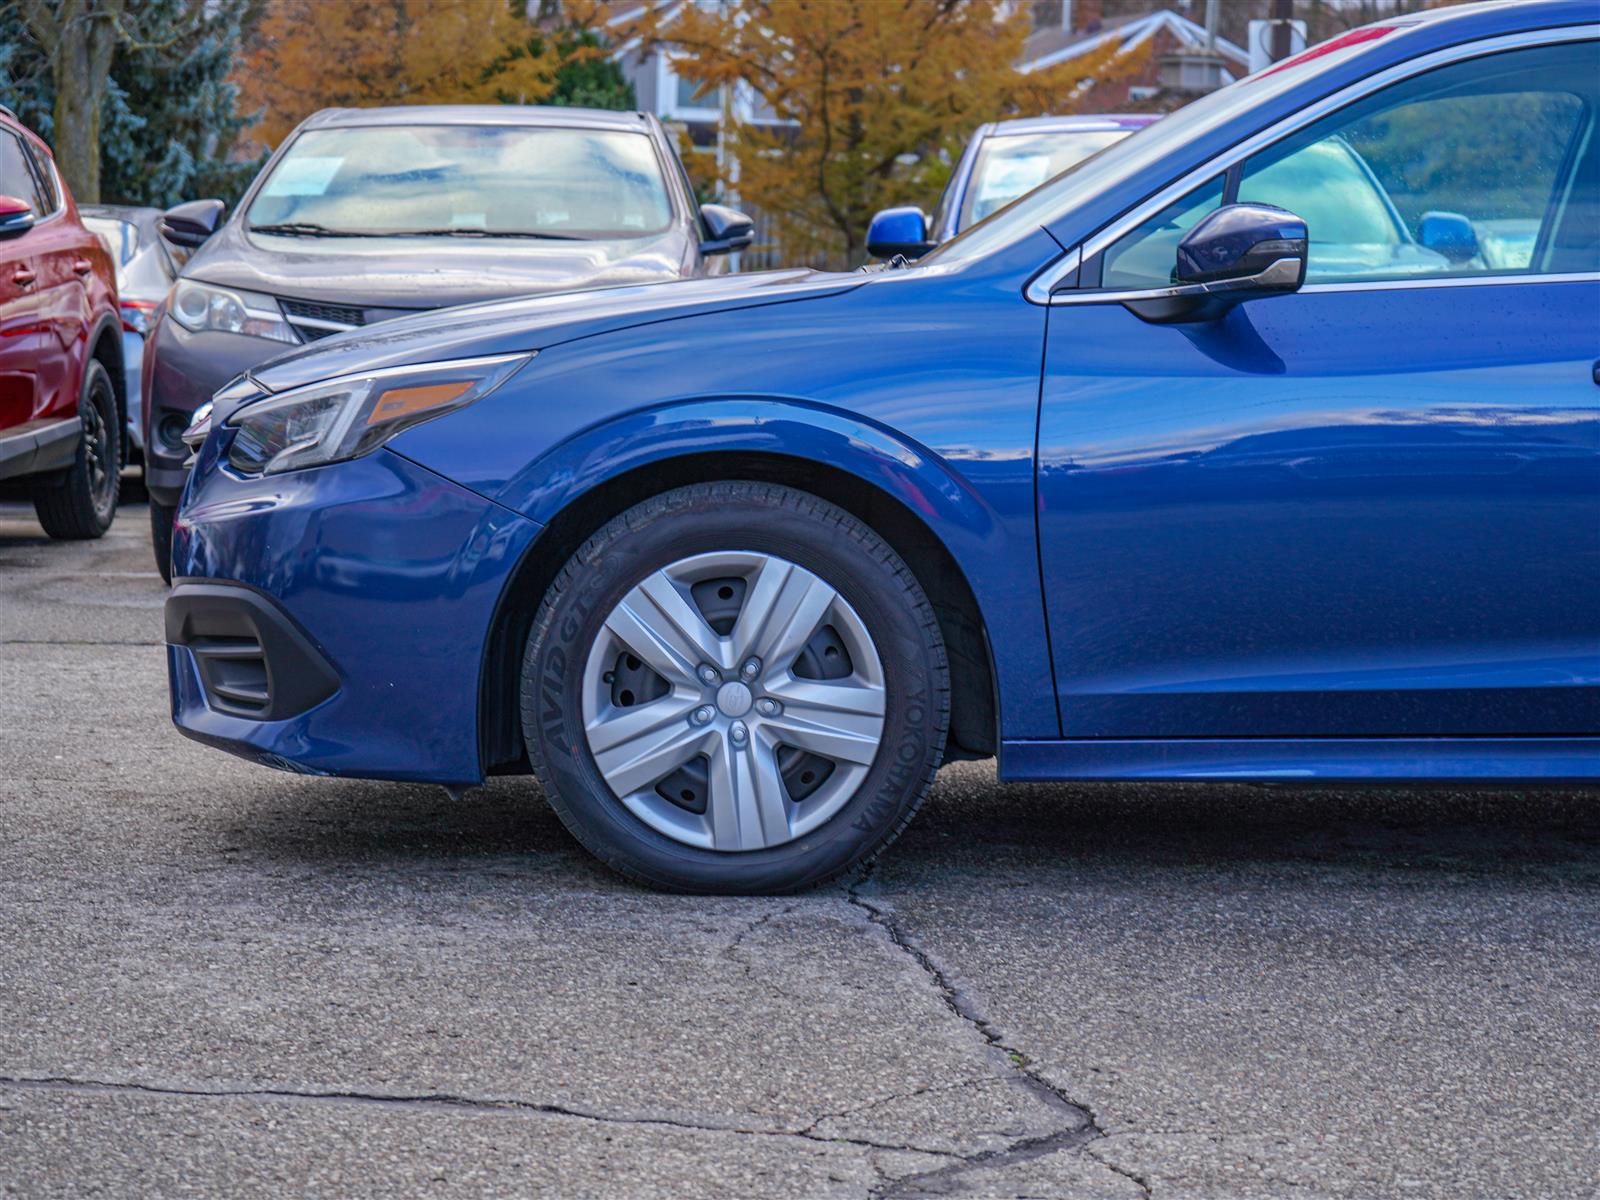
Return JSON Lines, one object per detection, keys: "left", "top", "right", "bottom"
{"left": 845, "top": 866, "right": 1145, "bottom": 1199}
{"left": 720, "top": 903, "right": 815, "bottom": 1004}
{"left": 0, "top": 1074, "right": 964, "bottom": 1162}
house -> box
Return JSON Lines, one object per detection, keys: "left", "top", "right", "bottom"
{"left": 607, "top": 1, "right": 1251, "bottom": 144}
{"left": 603, "top": 2, "right": 791, "bottom": 154}
{"left": 1020, "top": 0, "right": 1252, "bottom": 110}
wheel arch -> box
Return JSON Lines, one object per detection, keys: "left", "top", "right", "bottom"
{"left": 478, "top": 448, "right": 1000, "bottom": 777}
{"left": 87, "top": 313, "right": 125, "bottom": 458}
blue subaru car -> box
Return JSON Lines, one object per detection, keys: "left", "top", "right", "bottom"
{"left": 168, "top": 0, "right": 1600, "bottom": 893}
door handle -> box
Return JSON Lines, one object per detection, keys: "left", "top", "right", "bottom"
{"left": 71, "top": 258, "right": 93, "bottom": 277}
{"left": 11, "top": 267, "right": 35, "bottom": 287}
{"left": 1592, "top": 360, "right": 1599, "bottom": 387}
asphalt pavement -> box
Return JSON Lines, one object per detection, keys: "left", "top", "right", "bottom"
{"left": 2, "top": 493, "right": 1597, "bottom": 1199}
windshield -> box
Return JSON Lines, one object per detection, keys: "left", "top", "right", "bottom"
{"left": 922, "top": 21, "right": 1407, "bottom": 266}
{"left": 82, "top": 216, "right": 138, "bottom": 266}
{"left": 1238, "top": 138, "right": 1404, "bottom": 246}
{"left": 246, "top": 125, "right": 675, "bottom": 240}
{"left": 961, "top": 129, "right": 1133, "bottom": 229}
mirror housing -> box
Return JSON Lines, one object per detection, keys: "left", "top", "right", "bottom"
{"left": 1417, "top": 210, "right": 1479, "bottom": 264}
{"left": 866, "top": 207, "right": 934, "bottom": 261}
{"left": 699, "top": 203, "right": 754, "bottom": 255}
{"left": 0, "top": 194, "right": 35, "bottom": 240}
{"left": 1124, "top": 203, "right": 1307, "bottom": 324}
{"left": 158, "top": 198, "right": 226, "bottom": 250}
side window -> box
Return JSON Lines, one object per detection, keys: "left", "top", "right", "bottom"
{"left": 23, "top": 142, "right": 59, "bottom": 215}
{"left": 0, "top": 131, "right": 46, "bottom": 215}
{"left": 1238, "top": 41, "right": 1593, "bottom": 281}
{"left": 1094, "top": 40, "right": 1597, "bottom": 289}
{"left": 1101, "top": 174, "right": 1224, "bottom": 288}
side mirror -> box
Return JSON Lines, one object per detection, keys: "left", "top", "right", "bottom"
{"left": 0, "top": 195, "right": 36, "bottom": 240}
{"left": 866, "top": 207, "right": 934, "bottom": 261}
{"left": 1418, "top": 210, "right": 1478, "bottom": 264}
{"left": 1125, "top": 203, "right": 1307, "bottom": 324}
{"left": 158, "top": 198, "right": 226, "bottom": 250}
{"left": 700, "top": 203, "right": 754, "bottom": 255}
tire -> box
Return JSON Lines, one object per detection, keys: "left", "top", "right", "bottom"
{"left": 150, "top": 499, "right": 175, "bottom": 585}
{"left": 521, "top": 482, "right": 950, "bottom": 894}
{"left": 32, "top": 360, "right": 119, "bottom": 540}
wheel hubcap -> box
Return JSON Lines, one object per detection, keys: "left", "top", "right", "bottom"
{"left": 581, "top": 550, "right": 886, "bottom": 852}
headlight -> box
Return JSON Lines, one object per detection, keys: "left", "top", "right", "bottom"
{"left": 169, "top": 279, "right": 296, "bottom": 344}
{"left": 224, "top": 352, "right": 531, "bottom": 476}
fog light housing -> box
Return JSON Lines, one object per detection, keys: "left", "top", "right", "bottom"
{"left": 158, "top": 413, "right": 190, "bottom": 452}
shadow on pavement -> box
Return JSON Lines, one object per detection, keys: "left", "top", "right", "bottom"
{"left": 216, "top": 764, "right": 1600, "bottom": 884}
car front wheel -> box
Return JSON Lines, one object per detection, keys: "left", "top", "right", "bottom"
{"left": 521, "top": 482, "right": 949, "bottom": 894}
{"left": 32, "top": 360, "right": 119, "bottom": 540}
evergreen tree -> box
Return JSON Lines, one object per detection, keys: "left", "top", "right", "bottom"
{"left": 99, "top": 0, "right": 264, "bottom": 207}
{"left": 0, "top": 0, "right": 262, "bottom": 207}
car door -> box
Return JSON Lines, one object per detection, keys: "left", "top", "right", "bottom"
{"left": 1036, "top": 33, "right": 1600, "bottom": 739}
{"left": 0, "top": 127, "right": 46, "bottom": 430}
{"left": 19, "top": 138, "right": 96, "bottom": 423}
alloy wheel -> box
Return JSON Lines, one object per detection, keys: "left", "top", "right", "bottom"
{"left": 83, "top": 392, "right": 115, "bottom": 517}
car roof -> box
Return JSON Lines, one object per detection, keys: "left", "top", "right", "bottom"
{"left": 988, "top": 114, "right": 1161, "bottom": 136}
{"left": 297, "top": 105, "right": 656, "bottom": 132}
{"left": 80, "top": 204, "right": 163, "bottom": 222}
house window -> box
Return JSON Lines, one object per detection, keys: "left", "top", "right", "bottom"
{"left": 675, "top": 73, "right": 723, "bottom": 112}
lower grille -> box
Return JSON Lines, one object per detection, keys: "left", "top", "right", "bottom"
{"left": 188, "top": 636, "right": 270, "bottom": 714}
{"left": 165, "top": 582, "right": 340, "bottom": 721}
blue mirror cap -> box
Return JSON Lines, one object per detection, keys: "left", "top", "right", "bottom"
{"left": 1418, "top": 210, "right": 1479, "bottom": 260}
{"left": 866, "top": 206, "right": 931, "bottom": 258}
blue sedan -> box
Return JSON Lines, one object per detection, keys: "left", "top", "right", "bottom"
{"left": 168, "top": 0, "right": 1600, "bottom": 893}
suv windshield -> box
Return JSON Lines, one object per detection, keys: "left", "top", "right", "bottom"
{"left": 921, "top": 22, "right": 1408, "bottom": 266}
{"left": 82, "top": 216, "right": 139, "bottom": 266}
{"left": 246, "top": 125, "right": 674, "bottom": 240}
{"left": 961, "top": 129, "right": 1134, "bottom": 229}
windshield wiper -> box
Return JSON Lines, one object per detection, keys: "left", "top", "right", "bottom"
{"left": 249, "top": 222, "right": 382, "bottom": 237}
{"left": 400, "top": 228, "right": 587, "bottom": 240}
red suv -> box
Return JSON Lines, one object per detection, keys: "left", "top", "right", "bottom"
{"left": 0, "top": 108, "right": 123, "bottom": 538}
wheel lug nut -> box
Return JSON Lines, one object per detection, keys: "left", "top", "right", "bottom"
{"left": 730, "top": 721, "right": 748, "bottom": 745}
{"left": 756, "top": 698, "right": 780, "bottom": 717}
{"left": 740, "top": 657, "right": 761, "bottom": 681}
{"left": 697, "top": 664, "right": 720, "bottom": 686}
{"left": 692, "top": 706, "right": 715, "bottom": 725}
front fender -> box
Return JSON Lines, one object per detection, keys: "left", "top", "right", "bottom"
{"left": 511, "top": 397, "right": 999, "bottom": 542}
{"left": 447, "top": 396, "right": 1057, "bottom": 739}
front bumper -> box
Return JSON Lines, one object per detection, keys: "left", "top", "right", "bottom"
{"left": 144, "top": 319, "right": 291, "bottom": 507}
{"left": 167, "top": 442, "right": 542, "bottom": 784}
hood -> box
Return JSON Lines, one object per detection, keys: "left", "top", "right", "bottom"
{"left": 247, "top": 268, "right": 864, "bottom": 393}
{"left": 184, "top": 221, "right": 695, "bottom": 311}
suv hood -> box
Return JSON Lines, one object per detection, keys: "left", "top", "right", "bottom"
{"left": 186, "top": 222, "right": 696, "bottom": 312}
{"left": 247, "top": 268, "right": 863, "bottom": 393}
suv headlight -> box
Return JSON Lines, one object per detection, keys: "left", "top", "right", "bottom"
{"left": 169, "top": 280, "right": 296, "bottom": 344}
{"left": 224, "top": 352, "right": 531, "bottom": 476}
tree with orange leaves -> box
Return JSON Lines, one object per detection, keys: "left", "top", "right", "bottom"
{"left": 235, "top": 0, "right": 611, "bottom": 149}
{"left": 622, "top": 0, "right": 1148, "bottom": 266}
